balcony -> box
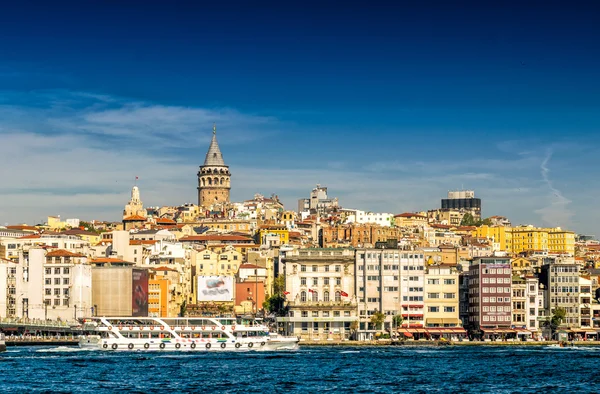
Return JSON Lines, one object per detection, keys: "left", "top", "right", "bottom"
{"left": 288, "top": 300, "right": 357, "bottom": 309}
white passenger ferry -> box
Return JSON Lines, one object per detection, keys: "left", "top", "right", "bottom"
{"left": 78, "top": 317, "right": 298, "bottom": 352}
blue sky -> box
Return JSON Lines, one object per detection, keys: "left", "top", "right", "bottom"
{"left": 0, "top": 1, "right": 599, "bottom": 234}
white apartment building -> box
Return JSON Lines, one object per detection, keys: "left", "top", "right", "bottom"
{"left": 277, "top": 248, "right": 357, "bottom": 341}
{"left": 344, "top": 210, "right": 394, "bottom": 227}
{"left": 0, "top": 247, "right": 92, "bottom": 321}
{"left": 355, "top": 249, "right": 426, "bottom": 340}
{"left": 0, "top": 234, "right": 90, "bottom": 260}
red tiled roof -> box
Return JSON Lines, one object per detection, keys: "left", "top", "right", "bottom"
{"left": 239, "top": 264, "right": 262, "bottom": 269}
{"left": 129, "top": 240, "right": 158, "bottom": 245}
{"left": 152, "top": 266, "right": 177, "bottom": 272}
{"left": 394, "top": 213, "right": 427, "bottom": 218}
{"left": 6, "top": 225, "right": 39, "bottom": 231}
{"left": 180, "top": 235, "right": 253, "bottom": 242}
{"left": 91, "top": 257, "right": 132, "bottom": 264}
{"left": 156, "top": 218, "right": 177, "bottom": 224}
{"left": 62, "top": 229, "right": 98, "bottom": 236}
{"left": 19, "top": 234, "right": 41, "bottom": 239}
{"left": 123, "top": 215, "right": 147, "bottom": 221}
{"left": 46, "top": 249, "right": 86, "bottom": 258}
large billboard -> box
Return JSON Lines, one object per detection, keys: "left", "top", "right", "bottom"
{"left": 197, "top": 276, "right": 234, "bottom": 302}
{"left": 132, "top": 268, "right": 149, "bottom": 317}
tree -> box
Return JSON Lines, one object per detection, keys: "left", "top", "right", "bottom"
{"left": 263, "top": 276, "right": 289, "bottom": 317}
{"left": 460, "top": 213, "right": 476, "bottom": 226}
{"left": 350, "top": 320, "right": 359, "bottom": 340}
{"left": 392, "top": 315, "right": 404, "bottom": 328}
{"left": 370, "top": 311, "right": 386, "bottom": 331}
{"left": 543, "top": 307, "right": 567, "bottom": 339}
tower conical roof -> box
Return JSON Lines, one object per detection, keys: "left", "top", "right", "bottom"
{"left": 203, "top": 126, "right": 226, "bottom": 166}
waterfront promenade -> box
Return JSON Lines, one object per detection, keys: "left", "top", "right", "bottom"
{"left": 299, "top": 339, "right": 600, "bottom": 347}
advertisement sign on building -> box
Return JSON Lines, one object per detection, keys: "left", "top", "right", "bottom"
{"left": 132, "top": 268, "right": 149, "bottom": 317}
{"left": 197, "top": 276, "right": 234, "bottom": 302}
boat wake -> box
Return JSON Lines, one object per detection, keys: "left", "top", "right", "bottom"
{"left": 36, "top": 346, "right": 97, "bottom": 353}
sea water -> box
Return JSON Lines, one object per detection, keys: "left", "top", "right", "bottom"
{"left": 1, "top": 345, "right": 598, "bottom": 393}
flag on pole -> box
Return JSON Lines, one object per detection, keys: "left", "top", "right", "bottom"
{"left": 340, "top": 291, "right": 349, "bottom": 297}
{"left": 308, "top": 289, "right": 314, "bottom": 293}
{"left": 284, "top": 291, "right": 290, "bottom": 295}
{"left": 135, "top": 176, "right": 139, "bottom": 180}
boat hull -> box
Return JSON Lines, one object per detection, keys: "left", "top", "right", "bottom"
{"left": 0, "top": 341, "right": 6, "bottom": 353}
{"left": 79, "top": 336, "right": 298, "bottom": 352}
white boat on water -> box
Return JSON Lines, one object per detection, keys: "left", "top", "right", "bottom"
{"left": 78, "top": 317, "right": 299, "bottom": 352}
{"left": 0, "top": 333, "right": 6, "bottom": 352}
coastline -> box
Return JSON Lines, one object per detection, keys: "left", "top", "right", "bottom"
{"left": 299, "top": 340, "right": 600, "bottom": 347}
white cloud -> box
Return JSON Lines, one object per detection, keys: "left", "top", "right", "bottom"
{"left": 0, "top": 90, "right": 593, "bottom": 234}
{"left": 535, "top": 148, "right": 573, "bottom": 228}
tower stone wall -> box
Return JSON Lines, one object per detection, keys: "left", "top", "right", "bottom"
{"left": 197, "top": 126, "right": 231, "bottom": 208}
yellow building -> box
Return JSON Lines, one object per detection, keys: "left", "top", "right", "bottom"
{"left": 472, "top": 225, "right": 512, "bottom": 252}
{"left": 63, "top": 229, "right": 101, "bottom": 245}
{"left": 393, "top": 213, "right": 428, "bottom": 228}
{"left": 46, "top": 216, "right": 70, "bottom": 230}
{"left": 193, "top": 247, "right": 243, "bottom": 277}
{"left": 548, "top": 228, "right": 575, "bottom": 255}
{"left": 500, "top": 226, "right": 576, "bottom": 256}
{"left": 258, "top": 225, "right": 289, "bottom": 245}
{"left": 424, "top": 265, "right": 462, "bottom": 330}
{"left": 199, "top": 218, "right": 254, "bottom": 234}
{"left": 510, "top": 226, "right": 548, "bottom": 254}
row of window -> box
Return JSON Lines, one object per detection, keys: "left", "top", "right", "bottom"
{"left": 299, "top": 291, "right": 344, "bottom": 302}
{"left": 427, "top": 306, "right": 456, "bottom": 313}
{"left": 359, "top": 253, "right": 424, "bottom": 259}
{"left": 427, "top": 279, "right": 456, "bottom": 285}
{"left": 44, "top": 278, "right": 70, "bottom": 285}
{"left": 300, "top": 277, "right": 342, "bottom": 286}
{"left": 198, "top": 264, "right": 238, "bottom": 271}
{"left": 482, "top": 315, "right": 511, "bottom": 322}
{"left": 202, "top": 255, "right": 239, "bottom": 260}
{"left": 45, "top": 267, "right": 70, "bottom": 275}
{"left": 45, "top": 288, "right": 70, "bottom": 297}
{"left": 292, "top": 310, "right": 351, "bottom": 318}
{"left": 300, "top": 265, "right": 342, "bottom": 273}
{"left": 427, "top": 293, "right": 456, "bottom": 299}
{"left": 481, "top": 287, "right": 511, "bottom": 294}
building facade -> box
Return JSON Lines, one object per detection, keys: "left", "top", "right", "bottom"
{"left": 277, "top": 248, "right": 357, "bottom": 341}
{"left": 424, "top": 265, "right": 462, "bottom": 332}
{"left": 468, "top": 257, "right": 513, "bottom": 337}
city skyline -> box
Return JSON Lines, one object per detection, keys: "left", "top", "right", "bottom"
{"left": 1, "top": 2, "right": 599, "bottom": 234}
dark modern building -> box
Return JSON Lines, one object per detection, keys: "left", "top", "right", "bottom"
{"left": 441, "top": 190, "right": 482, "bottom": 220}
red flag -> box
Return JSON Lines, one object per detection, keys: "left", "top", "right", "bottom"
{"left": 135, "top": 176, "right": 139, "bottom": 180}
{"left": 340, "top": 291, "right": 349, "bottom": 297}
{"left": 308, "top": 289, "right": 314, "bottom": 293}
{"left": 284, "top": 291, "right": 290, "bottom": 295}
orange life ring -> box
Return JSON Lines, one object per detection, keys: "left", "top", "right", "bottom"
{"left": 118, "top": 325, "right": 123, "bottom": 330}
{"left": 201, "top": 326, "right": 206, "bottom": 330}
{"left": 232, "top": 325, "right": 236, "bottom": 330}
{"left": 160, "top": 325, "right": 165, "bottom": 330}
{"left": 150, "top": 326, "right": 155, "bottom": 330}
{"left": 212, "top": 326, "right": 216, "bottom": 330}
{"left": 128, "top": 326, "right": 133, "bottom": 330}
{"left": 221, "top": 326, "right": 225, "bottom": 330}
{"left": 191, "top": 326, "right": 196, "bottom": 330}
{"left": 108, "top": 326, "right": 113, "bottom": 330}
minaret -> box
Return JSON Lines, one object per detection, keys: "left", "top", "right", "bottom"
{"left": 197, "top": 124, "right": 231, "bottom": 208}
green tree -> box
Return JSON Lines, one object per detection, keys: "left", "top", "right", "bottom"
{"left": 263, "top": 276, "right": 289, "bottom": 317}
{"left": 370, "top": 311, "right": 386, "bottom": 331}
{"left": 460, "top": 213, "right": 476, "bottom": 226}
{"left": 392, "top": 315, "right": 404, "bottom": 328}
{"left": 543, "top": 307, "right": 567, "bottom": 339}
